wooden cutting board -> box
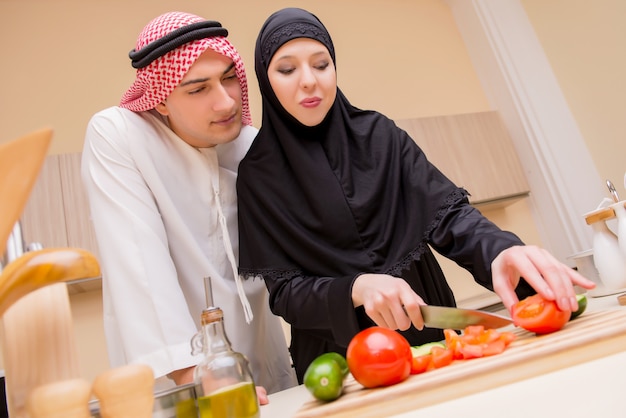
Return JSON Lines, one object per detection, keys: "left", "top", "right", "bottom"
{"left": 295, "top": 308, "right": 626, "bottom": 418}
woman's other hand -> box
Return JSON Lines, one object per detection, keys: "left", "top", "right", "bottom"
{"left": 492, "top": 245, "right": 596, "bottom": 313}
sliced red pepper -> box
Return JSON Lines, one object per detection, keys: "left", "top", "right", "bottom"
{"left": 463, "top": 325, "right": 485, "bottom": 337}
{"left": 444, "top": 326, "right": 516, "bottom": 360}
{"left": 459, "top": 342, "right": 483, "bottom": 359}
{"left": 443, "top": 329, "right": 463, "bottom": 359}
{"left": 481, "top": 339, "right": 506, "bottom": 356}
{"left": 477, "top": 328, "right": 501, "bottom": 344}
{"left": 412, "top": 326, "right": 516, "bottom": 375}
{"left": 497, "top": 331, "right": 517, "bottom": 346}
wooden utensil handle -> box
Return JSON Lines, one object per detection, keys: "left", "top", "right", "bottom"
{"left": 1, "top": 283, "right": 80, "bottom": 418}
{"left": 27, "top": 378, "right": 92, "bottom": 418}
{"left": 585, "top": 207, "right": 616, "bottom": 224}
{"left": 92, "top": 363, "right": 155, "bottom": 418}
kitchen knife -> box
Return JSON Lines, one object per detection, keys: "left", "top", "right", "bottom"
{"left": 419, "top": 305, "right": 513, "bottom": 330}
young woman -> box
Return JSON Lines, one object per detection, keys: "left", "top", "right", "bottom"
{"left": 237, "top": 7, "right": 594, "bottom": 382}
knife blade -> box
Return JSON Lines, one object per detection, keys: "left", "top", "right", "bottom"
{"left": 419, "top": 305, "right": 512, "bottom": 330}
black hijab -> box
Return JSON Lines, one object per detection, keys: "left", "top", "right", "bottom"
{"left": 238, "top": 7, "right": 464, "bottom": 283}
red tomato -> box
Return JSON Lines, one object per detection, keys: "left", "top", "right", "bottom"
{"left": 497, "top": 331, "right": 517, "bottom": 346}
{"left": 444, "top": 326, "right": 516, "bottom": 359}
{"left": 463, "top": 325, "right": 486, "bottom": 338}
{"left": 346, "top": 327, "right": 412, "bottom": 388}
{"left": 444, "top": 329, "right": 463, "bottom": 359}
{"left": 429, "top": 346, "right": 454, "bottom": 368}
{"left": 481, "top": 339, "right": 506, "bottom": 357}
{"left": 458, "top": 342, "right": 483, "bottom": 359}
{"left": 410, "top": 355, "right": 432, "bottom": 375}
{"left": 512, "top": 294, "right": 570, "bottom": 335}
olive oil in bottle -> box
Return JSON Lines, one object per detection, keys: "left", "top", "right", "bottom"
{"left": 191, "top": 307, "right": 259, "bottom": 418}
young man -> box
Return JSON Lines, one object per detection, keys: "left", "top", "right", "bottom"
{"left": 81, "top": 12, "right": 296, "bottom": 399}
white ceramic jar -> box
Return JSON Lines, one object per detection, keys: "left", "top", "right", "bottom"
{"left": 589, "top": 208, "right": 626, "bottom": 290}
{"left": 610, "top": 201, "right": 626, "bottom": 257}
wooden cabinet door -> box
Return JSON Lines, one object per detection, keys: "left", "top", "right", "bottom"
{"left": 20, "top": 152, "right": 101, "bottom": 293}
{"left": 394, "top": 111, "right": 529, "bottom": 207}
{"left": 20, "top": 155, "right": 68, "bottom": 249}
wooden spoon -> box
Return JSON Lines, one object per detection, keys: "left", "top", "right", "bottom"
{"left": 0, "top": 128, "right": 52, "bottom": 256}
{"left": 0, "top": 247, "right": 100, "bottom": 316}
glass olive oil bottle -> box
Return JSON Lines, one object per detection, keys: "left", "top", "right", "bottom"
{"left": 191, "top": 307, "right": 259, "bottom": 418}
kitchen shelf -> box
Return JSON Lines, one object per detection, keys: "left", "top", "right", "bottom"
{"left": 471, "top": 192, "right": 530, "bottom": 211}
{"left": 67, "top": 276, "right": 102, "bottom": 295}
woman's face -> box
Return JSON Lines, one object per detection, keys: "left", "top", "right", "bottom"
{"left": 268, "top": 38, "right": 337, "bottom": 126}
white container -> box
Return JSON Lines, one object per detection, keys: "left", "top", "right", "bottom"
{"left": 569, "top": 249, "right": 626, "bottom": 297}
{"left": 610, "top": 200, "right": 626, "bottom": 256}
{"left": 590, "top": 217, "right": 626, "bottom": 290}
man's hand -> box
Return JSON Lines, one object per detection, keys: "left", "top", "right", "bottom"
{"left": 256, "top": 385, "right": 269, "bottom": 405}
{"left": 167, "top": 366, "right": 195, "bottom": 385}
{"left": 167, "top": 366, "right": 269, "bottom": 405}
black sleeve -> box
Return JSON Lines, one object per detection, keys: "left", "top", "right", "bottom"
{"left": 428, "top": 197, "right": 535, "bottom": 299}
{"left": 263, "top": 271, "right": 363, "bottom": 348}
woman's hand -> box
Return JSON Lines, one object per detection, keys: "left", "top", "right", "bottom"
{"left": 352, "top": 273, "right": 425, "bottom": 331}
{"left": 492, "top": 245, "right": 596, "bottom": 313}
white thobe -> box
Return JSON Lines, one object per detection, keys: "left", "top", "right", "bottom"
{"left": 81, "top": 106, "right": 296, "bottom": 393}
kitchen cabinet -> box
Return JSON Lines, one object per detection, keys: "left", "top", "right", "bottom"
{"left": 394, "top": 111, "right": 529, "bottom": 208}
{"left": 19, "top": 152, "right": 101, "bottom": 293}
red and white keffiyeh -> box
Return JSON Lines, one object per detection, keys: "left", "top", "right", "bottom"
{"left": 120, "top": 11, "right": 251, "bottom": 125}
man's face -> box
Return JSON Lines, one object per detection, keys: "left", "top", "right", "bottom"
{"left": 156, "top": 48, "right": 243, "bottom": 148}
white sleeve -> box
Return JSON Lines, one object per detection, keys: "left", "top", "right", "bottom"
{"left": 81, "top": 108, "right": 197, "bottom": 377}
{"left": 215, "top": 124, "right": 256, "bottom": 172}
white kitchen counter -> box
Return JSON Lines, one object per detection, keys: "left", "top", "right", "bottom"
{"left": 261, "top": 292, "right": 626, "bottom": 418}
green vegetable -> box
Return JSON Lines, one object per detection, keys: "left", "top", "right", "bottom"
{"left": 303, "top": 352, "right": 348, "bottom": 402}
{"left": 410, "top": 341, "right": 446, "bottom": 357}
{"left": 315, "top": 352, "right": 349, "bottom": 378}
{"left": 570, "top": 294, "right": 588, "bottom": 320}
